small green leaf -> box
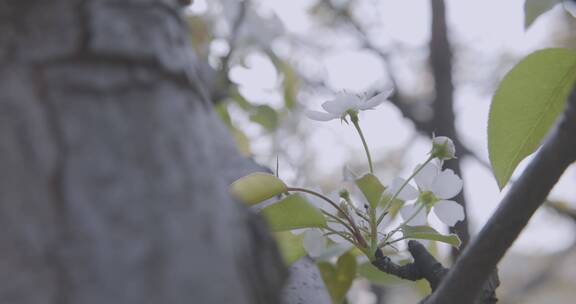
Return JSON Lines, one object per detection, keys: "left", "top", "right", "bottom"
{"left": 274, "top": 231, "right": 306, "bottom": 266}
{"left": 215, "top": 103, "right": 252, "bottom": 156}
{"left": 269, "top": 54, "right": 299, "bottom": 109}
{"left": 281, "top": 62, "right": 299, "bottom": 109}
{"left": 488, "top": 48, "right": 576, "bottom": 188}
{"left": 215, "top": 103, "right": 232, "bottom": 126}
{"left": 355, "top": 173, "right": 385, "bottom": 209}
{"left": 357, "top": 262, "right": 403, "bottom": 286}
{"left": 230, "top": 173, "right": 287, "bottom": 206}
{"left": 524, "top": 0, "right": 561, "bottom": 29}
{"left": 231, "top": 127, "right": 251, "bottom": 157}
{"left": 260, "top": 194, "right": 327, "bottom": 231}
{"left": 250, "top": 105, "right": 279, "bottom": 132}
{"left": 401, "top": 225, "right": 461, "bottom": 248}
{"left": 318, "top": 252, "right": 357, "bottom": 303}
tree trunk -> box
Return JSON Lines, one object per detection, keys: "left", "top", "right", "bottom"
{"left": 0, "top": 1, "right": 286, "bottom": 303}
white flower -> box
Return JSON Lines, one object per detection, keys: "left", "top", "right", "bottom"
{"left": 430, "top": 136, "right": 456, "bottom": 160}
{"left": 300, "top": 193, "right": 356, "bottom": 250}
{"left": 392, "top": 163, "right": 464, "bottom": 226}
{"left": 303, "top": 229, "right": 327, "bottom": 258}
{"left": 306, "top": 90, "right": 393, "bottom": 122}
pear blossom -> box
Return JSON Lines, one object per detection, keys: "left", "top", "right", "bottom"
{"left": 430, "top": 136, "right": 456, "bottom": 160}
{"left": 390, "top": 163, "right": 464, "bottom": 226}
{"left": 302, "top": 229, "right": 327, "bottom": 257}
{"left": 306, "top": 90, "right": 393, "bottom": 122}
{"left": 298, "top": 193, "right": 357, "bottom": 257}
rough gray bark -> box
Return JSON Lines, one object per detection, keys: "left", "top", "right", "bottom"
{"left": 0, "top": 1, "right": 286, "bottom": 303}
{"left": 281, "top": 257, "right": 332, "bottom": 304}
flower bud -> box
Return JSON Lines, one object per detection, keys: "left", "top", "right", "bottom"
{"left": 431, "top": 136, "right": 456, "bottom": 160}
{"left": 339, "top": 189, "right": 351, "bottom": 201}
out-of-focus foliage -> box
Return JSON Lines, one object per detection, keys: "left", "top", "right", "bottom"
{"left": 275, "top": 231, "right": 307, "bottom": 266}
{"left": 488, "top": 48, "right": 576, "bottom": 189}
{"left": 260, "top": 194, "right": 328, "bottom": 231}
{"left": 318, "top": 252, "right": 358, "bottom": 304}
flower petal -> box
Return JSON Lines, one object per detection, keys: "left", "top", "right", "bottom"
{"left": 433, "top": 200, "right": 465, "bottom": 226}
{"left": 325, "top": 225, "right": 349, "bottom": 244}
{"left": 431, "top": 169, "right": 463, "bottom": 199}
{"left": 321, "top": 96, "right": 350, "bottom": 115}
{"left": 377, "top": 213, "right": 393, "bottom": 234}
{"left": 386, "top": 177, "right": 418, "bottom": 201}
{"left": 305, "top": 110, "right": 337, "bottom": 121}
{"left": 414, "top": 163, "right": 439, "bottom": 191}
{"left": 400, "top": 203, "right": 427, "bottom": 226}
{"left": 347, "top": 94, "right": 363, "bottom": 109}
{"left": 303, "top": 229, "right": 326, "bottom": 257}
{"left": 359, "top": 89, "right": 393, "bottom": 110}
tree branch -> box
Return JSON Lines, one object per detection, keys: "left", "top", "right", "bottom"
{"left": 372, "top": 241, "right": 447, "bottom": 289}
{"left": 372, "top": 241, "right": 499, "bottom": 302}
{"left": 425, "top": 88, "right": 576, "bottom": 303}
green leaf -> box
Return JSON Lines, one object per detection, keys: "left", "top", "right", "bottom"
{"left": 260, "top": 194, "right": 327, "bottom": 231}
{"left": 230, "top": 173, "right": 287, "bottom": 206}
{"left": 401, "top": 225, "right": 461, "bottom": 248}
{"left": 318, "top": 252, "right": 357, "bottom": 303}
{"left": 215, "top": 103, "right": 232, "bottom": 126}
{"left": 280, "top": 61, "right": 299, "bottom": 109}
{"left": 524, "top": 0, "right": 561, "bottom": 29}
{"left": 215, "top": 103, "right": 252, "bottom": 156}
{"left": 268, "top": 53, "right": 299, "bottom": 109}
{"left": 355, "top": 173, "right": 385, "bottom": 209}
{"left": 274, "top": 231, "right": 306, "bottom": 266}
{"left": 250, "top": 105, "right": 279, "bottom": 132}
{"left": 357, "top": 262, "right": 403, "bottom": 286}
{"left": 231, "top": 127, "right": 251, "bottom": 157}
{"left": 488, "top": 48, "right": 576, "bottom": 188}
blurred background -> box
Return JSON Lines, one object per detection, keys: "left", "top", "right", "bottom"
{"left": 186, "top": 0, "right": 576, "bottom": 302}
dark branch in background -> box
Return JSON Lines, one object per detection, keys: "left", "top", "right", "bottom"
{"left": 372, "top": 241, "right": 498, "bottom": 303}
{"left": 429, "top": 0, "right": 470, "bottom": 253}
{"left": 499, "top": 201, "right": 576, "bottom": 303}
{"left": 198, "top": 0, "right": 249, "bottom": 104}
{"left": 502, "top": 241, "right": 576, "bottom": 304}
{"left": 425, "top": 88, "right": 576, "bottom": 303}
{"left": 220, "top": 0, "right": 248, "bottom": 75}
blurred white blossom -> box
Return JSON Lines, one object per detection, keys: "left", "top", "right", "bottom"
{"left": 306, "top": 90, "right": 392, "bottom": 122}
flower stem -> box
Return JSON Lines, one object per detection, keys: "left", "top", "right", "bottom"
{"left": 381, "top": 203, "right": 426, "bottom": 246}
{"left": 351, "top": 115, "right": 374, "bottom": 174}
{"left": 376, "top": 155, "right": 434, "bottom": 225}
{"left": 287, "top": 187, "right": 367, "bottom": 248}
